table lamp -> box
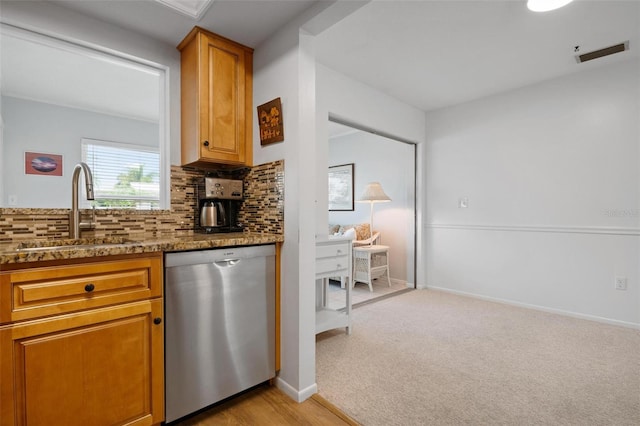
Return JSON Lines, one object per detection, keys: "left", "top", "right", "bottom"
{"left": 356, "top": 182, "right": 391, "bottom": 245}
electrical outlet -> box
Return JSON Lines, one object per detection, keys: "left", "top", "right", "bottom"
{"left": 615, "top": 277, "right": 627, "bottom": 291}
{"left": 458, "top": 197, "right": 469, "bottom": 208}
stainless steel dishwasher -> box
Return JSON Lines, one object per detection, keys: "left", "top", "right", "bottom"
{"left": 164, "top": 244, "right": 276, "bottom": 423}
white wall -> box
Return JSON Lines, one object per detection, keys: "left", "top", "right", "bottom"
{"left": 316, "top": 64, "right": 427, "bottom": 287}
{"left": 252, "top": 10, "right": 325, "bottom": 403}
{"left": 253, "top": 0, "right": 426, "bottom": 400}
{"left": 0, "top": 1, "right": 180, "bottom": 165}
{"left": 425, "top": 58, "right": 640, "bottom": 327}
{"left": 328, "top": 130, "right": 415, "bottom": 284}
{"left": 2, "top": 96, "right": 157, "bottom": 208}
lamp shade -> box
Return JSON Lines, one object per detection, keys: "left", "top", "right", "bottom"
{"left": 357, "top": 182, "right": 391, "bottom": 203}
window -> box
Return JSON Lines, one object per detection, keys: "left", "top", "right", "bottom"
{"left": 81, "top": 138, "right": 160, "bottom": 209}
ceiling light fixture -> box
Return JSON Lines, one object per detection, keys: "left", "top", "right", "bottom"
{"left": 527, "top": 0, "right": 574, "bottom": 12}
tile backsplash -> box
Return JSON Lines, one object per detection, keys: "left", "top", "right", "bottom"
{"left": 0, "top": 160, "right": 284, "bottom": 243}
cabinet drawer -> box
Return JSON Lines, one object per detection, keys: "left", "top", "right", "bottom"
{"left": 316, "top": 256, "right": 349, "bottom": 276}
{"left": 0, "top": 254, "right": 162, "bottom": 323}
{"left": 316, "top": 242, "right": 350, "bottom": 260}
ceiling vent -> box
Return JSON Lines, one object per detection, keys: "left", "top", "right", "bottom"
{"left": 576, "top": 41, "right": 629, "bottom": 63}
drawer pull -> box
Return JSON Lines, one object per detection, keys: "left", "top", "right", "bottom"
{"left": 336, "top": 264, "right": 342, "bottom": 268}
{"left": 153, "top": 317, "right": 162, "bottom": 325}
{"left": 336, "top": 249, "right": 342, "bottom": 254}
{"left": 84, "top": 283, "right": 95, "bottom": 293}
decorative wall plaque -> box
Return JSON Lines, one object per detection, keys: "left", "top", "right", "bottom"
{"left": 257, "top": 97, "right": 284, "bottom": 145}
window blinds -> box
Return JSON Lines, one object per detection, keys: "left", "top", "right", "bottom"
{"left": 81, "top": 138, "right": 160, "bottom": 209}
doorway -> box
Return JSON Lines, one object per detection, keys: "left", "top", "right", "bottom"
{"left": 327, "top": 119, "right": 416, "bottom": 308}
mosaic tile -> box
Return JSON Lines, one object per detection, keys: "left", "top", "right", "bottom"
{"left": 0, "top": 161, "right": 284, "bottom": 243}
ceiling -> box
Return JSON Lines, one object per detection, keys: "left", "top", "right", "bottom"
{"left": 50, "top": 0, "right": 318, "bottom": 48}
{"left": 3, "top": 0, "right": 639, "bottom": 118}
{"left": 315, "top": 0, "right": 640, "bottom": 112}
{"left": 1, "top": 28, "right": 161, "bottom": 122}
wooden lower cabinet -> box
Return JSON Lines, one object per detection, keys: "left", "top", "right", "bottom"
{"left": 0, "top": 299, "right": 163, "bottom": 426}
{"left": 0, "top": 253, "right": 164, "bottom": 426}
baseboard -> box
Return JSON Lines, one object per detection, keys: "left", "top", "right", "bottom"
{"left": 274, "top": 376, "right": 318, "bottom": 402}
{"left": 388, "top": 277, "right": 413, "bottom": 288}
{"left": 427, "top": 285, "right": 640, "bottom": 330}
{"left": 388, "top": 278, "right": 419, "bottom": 290}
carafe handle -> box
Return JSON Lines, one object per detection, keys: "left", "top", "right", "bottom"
{"left": 217, "top": 202, "right": 227, "bottom": 226}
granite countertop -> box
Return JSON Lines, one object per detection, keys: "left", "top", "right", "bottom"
{"left": 0, "top": 233, "right": 283, "bottom": 265}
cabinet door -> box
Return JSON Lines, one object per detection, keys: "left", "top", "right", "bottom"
{"left": 199, "top": 33, "right": 248, "bottom": 165}
{"left": 0, "top": 300, "right": 164, "bottom": 426}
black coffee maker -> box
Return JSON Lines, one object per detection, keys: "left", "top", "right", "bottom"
{"left": 197, "top": 178, "right": 243, "bottom": 233}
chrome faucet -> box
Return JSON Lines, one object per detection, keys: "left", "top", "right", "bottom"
{"left": 70, "top": 162, "right": 95, "bottom": 239}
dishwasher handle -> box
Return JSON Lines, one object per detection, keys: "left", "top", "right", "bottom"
{"left": 213, "top": 259, "right": 240, "bottom": 267}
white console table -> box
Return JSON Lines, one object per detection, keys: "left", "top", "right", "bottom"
{"left": 315, "top": 236, "right": 352, "bottom": 335}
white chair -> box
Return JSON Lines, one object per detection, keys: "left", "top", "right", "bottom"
{"left": 353, "top": 231, "right": 380, "bottom": 247}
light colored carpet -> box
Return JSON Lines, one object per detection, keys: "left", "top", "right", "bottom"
{"left": 327, "top": 276, "right": 408, "bottom": 310}
{"left": 316, "top": 289, "right": 640, "bottom": 425}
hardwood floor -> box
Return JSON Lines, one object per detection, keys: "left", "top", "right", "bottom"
{"left": 174, "top": 383, "right": 359, "bottom": 425}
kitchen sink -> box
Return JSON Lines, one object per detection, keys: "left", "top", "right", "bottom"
{"left": 15, "top": 237, "right": 136, "bottom": 252}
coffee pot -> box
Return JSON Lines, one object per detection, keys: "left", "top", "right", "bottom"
{"left": 197, "top": 178, "right": 243, "bottom": 233}
{"left": 200, "top": 201, "right": 227, "bottom": 230}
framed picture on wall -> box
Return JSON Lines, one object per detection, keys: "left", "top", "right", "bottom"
{"left": 24, "top": 152, "right": 63, "bottom": 176}
{"left": 328, "top": 163, "right": 354, "bottom": 211}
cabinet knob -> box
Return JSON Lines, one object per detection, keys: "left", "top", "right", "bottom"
{"left": 84, "top": 283, "right": 95, "bottom": 292}
{"left": 153, "top": 317, "right": 162, "bottom": 325}
{"left": 203, "top": 140, "right": 210, "bottom": 147}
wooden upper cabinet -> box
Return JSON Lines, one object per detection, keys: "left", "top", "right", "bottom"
{"left": 178, "top": 26, "right": 253, "bottom": 168}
